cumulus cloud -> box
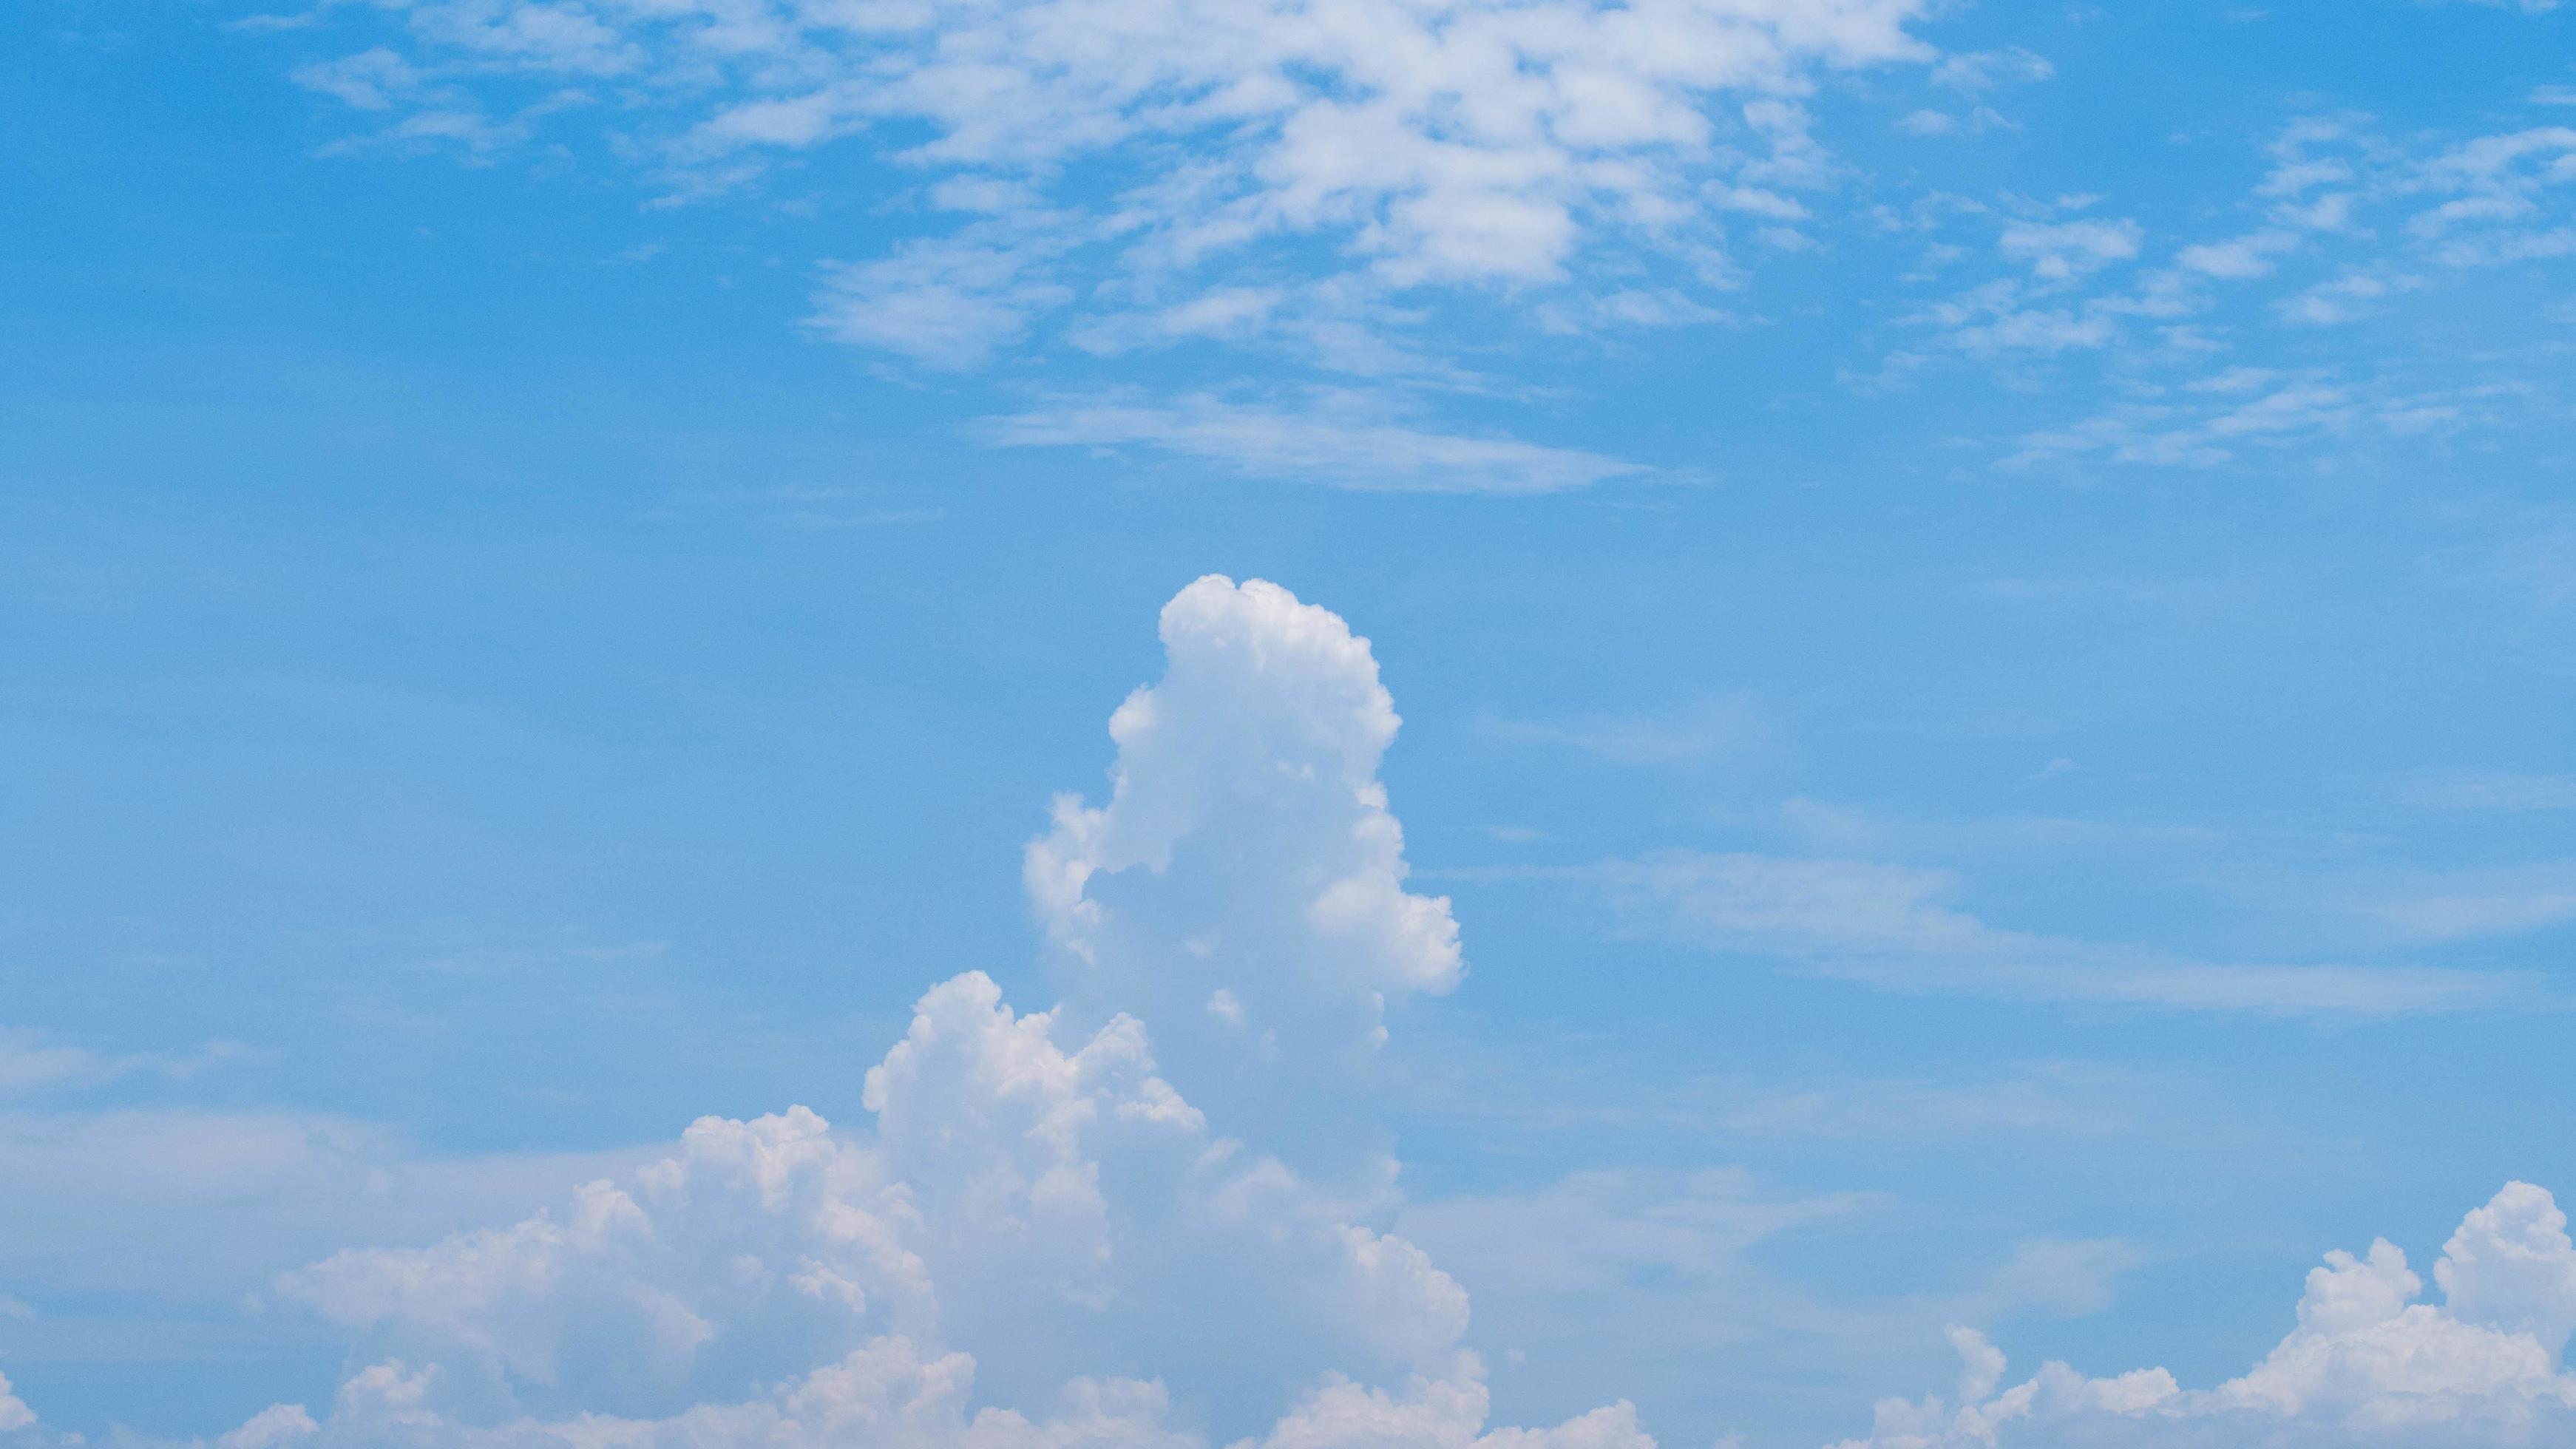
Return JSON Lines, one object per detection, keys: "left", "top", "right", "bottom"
{"left": 1833, "top": 1182, "right": 2576, "bottom": 1448}
{"left": 213, "top": 576, "right": 1627, "bottom": 1448}
{"left": 1025, "top": 576, "right": 1467, "bottom": 1167}
{"left": 0, "top": 1107, "right": 647, "bottom": 1304}
{"left": 6, "top": 577, "right": 2567, "bottom": 1449}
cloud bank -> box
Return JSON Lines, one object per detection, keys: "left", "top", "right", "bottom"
{"left": 1839, "top": 1182, "right": 2576, "bottom": 1448}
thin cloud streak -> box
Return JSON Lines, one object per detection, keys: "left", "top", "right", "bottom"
{"left": 1467, "top": 852, "right": 2541, "bottom": 1016}
{"left": 979, "top": 392, "right": 1652, "bottom": 493}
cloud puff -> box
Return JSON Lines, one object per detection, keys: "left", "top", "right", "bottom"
{"left": 1834, "top": 1182, "right": 2576, "bottom": 1448}
{"left": 1026, "top": 575, "right": 1465, "bottom": 1165}
{"left": 268, "top": 974, "right": 1476, "bottom": 1439}
{"left": 1999, "top": 218, "right": 2143, "bottom": 279}
{"left": 220, "top": 577, "right": 1624, "bottom": 1448}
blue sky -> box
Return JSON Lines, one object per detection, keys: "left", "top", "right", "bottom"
{"left": 4, "top": 0, "right": 2575, "bottom": 1445}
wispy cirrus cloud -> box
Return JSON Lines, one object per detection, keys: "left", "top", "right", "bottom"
{"left": 0, "top": 1028, "right": 248, "bottom": 1099}
{"left": 978, "top": 391, "right": 1653, "bottom": 494}
{"left": 2405, "top": 771, "right": 2576, "bottom": 812}
{"left": 2339, "top": 861, "right": 2576, "bottom": 944}
{"left": 1492, "top": 851, "right": 2538, "bottom": 1014}
{"left": 1480, "top": 696, "right": 1765, "bottom": 765}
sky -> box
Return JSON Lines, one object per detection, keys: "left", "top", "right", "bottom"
{"left": 2, "top": 0, "right": 2575, "bottom": 1444}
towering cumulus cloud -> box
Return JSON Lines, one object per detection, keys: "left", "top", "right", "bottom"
{"left": 1026, "top": 576, "right": 1462, "bottom": 1174}
{"left": 4, "top": 577, "right": 2568, "bottom": 1448}
{"left": 189, "top": 577, "right": 1633, "bottom": 1448}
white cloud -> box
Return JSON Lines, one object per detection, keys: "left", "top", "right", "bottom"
{"left": 0, "top": 1371, "right": 30, "bottom": 1433}
{"left": 1601, "top": 852, "right": 1995, "bottom": 954}
{"left": 810, "top": 229, "right": 1080, "bottom": 370}
{"left": 1584, "top": 850, "right": 2529, "bottom": 1014}
{"left": 2405, "top": 773, "right": 2576, "bottom": 812}
{"left": 0, "top": 1107, "right": 648, "bottom": 1301}
{"left": 1253, "top": 1365, "right": 1652, "bottom": 1449}
{"left": 0, "top": 1028, "right": 249, "bottom": 1099}
{"left": 2176, "top": 228, "right": 2300, "bottom": 279}
{"left": 1928, "top": 47, "right": 2055, "bottom": 92}
{"left": 1831, "top": 1182, "right": 2576, "bottom": 1447}
{"left": 1024, "top": 575, "right": 1467, "bottom": 1165}
{"left": 217, "top": 1403, "right": 321, "bottom": 1449}
{"left": 199, "top": 577, "right": 1642, "bottom": 1448}
{"left": 255, "top": 7, "right": 2576, "bottom": 476}
{"left": 0, "top": 1031, "right": 96, "bottom": 1097}
{"left": 2350, "top": 863, "right": 2576, "bottom": 943}
{"left": 1977, "top": 1238, "right": 2146, "bottom": 1319}
{"left": 2274, "top": 267, "right": 2424, "bottom": 325}
{"left": 2439, "top": 1184, "right": 2576, "bottom": 1357}
{"left": 1391, "top": 1167, "right": 1881, "bottom": 1442}
{"left": 1880, "top": 108, "right": 2576, "bottom": 458}
{"left": 2411, "top": 126, "right": 2576, "bottom": 267}
{"left": 7, "top": 579, "right": 2570, "bottom": 1449}
{"left": 263, "top": 0, "right": 1937, "bottom": 367}
{"left": 980, "top": 393, "right": 1650, "bottom": 493}
{"left": 291, "top": 48, "right": 425, "bottom": 112}
{"left": 1998, "top": 218, "right": 2144, "bottom": 279}
{"left": 1481, "top": 696, "right": 1763, "bottom": 765}
{"left": 2001, "top": 366, "right": 2516, "bottom": 472}
{"left": 1403, "top": 1167, "right": 1873, "bottom": 1311}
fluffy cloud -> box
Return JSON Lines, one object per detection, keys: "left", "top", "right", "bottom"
{"left": 212, "top": 577, "right": 1621, "bottom": 1448}
{"left": 0, "top": 1107, "right": 646, "bottom": 1305}
{"left": 263, "top": 0, "right": 1937, "bottom": 369}
{"left": 1834, "top": 1182, "right": 2576, "bottom": 1448}
{"left": 1026, "top": 575, "right": 1465, "bottom": 1167}
{"left": 268, "top": 1044, "right": 1477, "bottom": 1439}
{"left": 5, "top": 577, "right": 2569, "bottom": 1449}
